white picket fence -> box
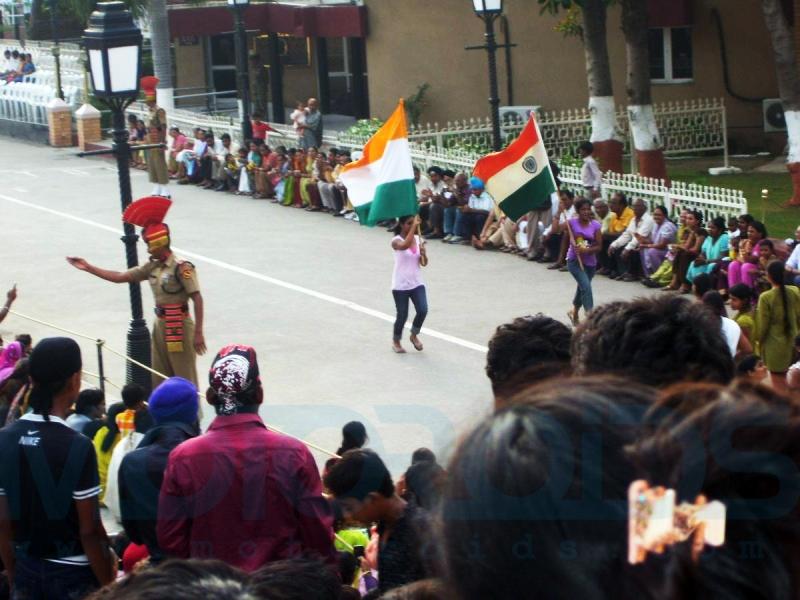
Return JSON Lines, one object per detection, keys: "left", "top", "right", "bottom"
{"left": 559, "top": 165, "right": 748, "bottom": 222}
{"left": 339, "top": 98, "right": 729, "bottom": 169}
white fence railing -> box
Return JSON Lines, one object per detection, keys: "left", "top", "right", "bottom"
{"left": 339, "top": 98, "right": 729, "bottom": 170}
{"left": 559, "top": 165, "right": 747, "bottom": 222}
{"left": 0, "top": 40, "right": 85, "bottom": 124}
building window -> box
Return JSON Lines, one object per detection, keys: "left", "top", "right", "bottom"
{"left": 648, "top": 27, "right": 693, "bottom": 83}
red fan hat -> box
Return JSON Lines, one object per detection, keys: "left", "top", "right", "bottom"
{"left": 123, "top": 196, "right": 172, "bottom": 249}
{"left": 141, "top": 76, "right": 159, "bottom": 102}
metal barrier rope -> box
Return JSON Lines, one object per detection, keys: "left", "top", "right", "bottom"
{"left": 8, "top": 309, "right": 340, "bottom": 458}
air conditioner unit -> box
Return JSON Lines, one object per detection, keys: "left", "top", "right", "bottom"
{"left": 763, "top": 99, "right": 787, "bottom": 133}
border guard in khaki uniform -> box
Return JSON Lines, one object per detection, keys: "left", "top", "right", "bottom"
{"left": 141, "top": 76, "right": 170, "bottom": 198}
{"left": 67, "top": 197, "right": 206, "bottom": 390}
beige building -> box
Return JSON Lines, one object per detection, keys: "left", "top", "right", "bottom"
{"left": 168, "top": 0, "right": 784, "bottom": 152}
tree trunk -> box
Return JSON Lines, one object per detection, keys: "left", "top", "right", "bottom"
{"left": 148, "top": 0, "right": 174, "bottom": 110}
{"left": 761, "top": 0, "right": 800, "bottom": 205}
{"left": 621, "top": 0, "right": 667, "bottom": 182}
{"left": 583, "top": 0, "right": 623, "bottom": 173}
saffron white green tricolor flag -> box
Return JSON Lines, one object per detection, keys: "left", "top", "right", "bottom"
{"left": 339, "top": 100, "right": 418, "bottom": 227}
{"left": 472, "top": 115, "right": 557, "bottom": 222}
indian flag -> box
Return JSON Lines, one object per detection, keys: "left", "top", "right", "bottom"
{"left": 340, "top": 100, "right": 418, "bottom": 227}
{"left": 473, "top": 116, "right": 557, "bottom": 222}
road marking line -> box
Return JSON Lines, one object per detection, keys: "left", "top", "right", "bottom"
{"left": 59, "top": 168, "right": 91, "bottom": 176}
{"left": 0, "top": 193, "right": 489, "bottom": 353}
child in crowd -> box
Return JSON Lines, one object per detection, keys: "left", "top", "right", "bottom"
{"left": 729, "top": 282, "right": 757, "bottom": 349}
{"left": 755, "top": 239, "right": 778, "bottom": 292}
{"left": 237, "top": 141, "right": 261, "bottom": 195}
{"left": 290, "top": 100, "right": 307, "bottom": 145}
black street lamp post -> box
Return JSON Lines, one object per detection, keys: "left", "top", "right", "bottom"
{"left": 467, "top": 0, "right": 513, "bottom": 152}
{"left": 80, "top": 1, "right": 162, "bottom": 392}
{"left": 229, "top": 0, "right": 253, "bottom": 142}
{"left": 49, "top": 0, "right": 64, "bottom": 100}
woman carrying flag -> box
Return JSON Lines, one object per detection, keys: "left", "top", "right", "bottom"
{"left": 391, "top": 215, "right": 428, "bottom": 353}
{"left": 555, "top": 197, "right": 602, "bottom": 326}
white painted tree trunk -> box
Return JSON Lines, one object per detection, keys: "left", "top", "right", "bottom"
{"left": 627, "top": 104, "right": 661, "bottom": 151}
{"left": 787, "top": 110, "right": 800, "bottom": 164}
{"left": 589, "top": 96, "right": 619, "bottom": 143}
{"left": 149, "top": 0, "right": 174, "bottom": 111}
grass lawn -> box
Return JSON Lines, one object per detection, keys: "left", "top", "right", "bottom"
{"left": 664, "top": 156, "right": 798, "bottom": 239}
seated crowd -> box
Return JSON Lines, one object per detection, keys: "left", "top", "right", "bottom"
{"left": 2, "top": 277, "right": 800, "bottom": 598}
{"left": 0, "top": 49, "right": 35, "bottom": 84}
{"left": 148, "top": 115, "right": 357, "bottom": 218}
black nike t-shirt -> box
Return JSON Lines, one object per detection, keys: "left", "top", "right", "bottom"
{"left": 0, "top": 413, "right": 101, "bottom": 563}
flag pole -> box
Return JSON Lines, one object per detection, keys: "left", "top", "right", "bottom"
{"left": 565, "top": 219, "right": 584, "bottom": 272}
{"left": 417, "top": 222, "right": 428, "bottom": 267}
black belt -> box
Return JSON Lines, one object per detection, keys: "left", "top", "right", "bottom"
{"left": 154, "top": 304, "right": 188, "bottom": 318}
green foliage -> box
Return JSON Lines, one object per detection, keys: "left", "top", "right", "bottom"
{"left": 404, "top": 83, "right": 430, "bottom": 127}
{"left": 345, "top": 118, "right": 384, "bottom": 139}
{"left": 553, "top": 5, "right": 583, "bottom": 38}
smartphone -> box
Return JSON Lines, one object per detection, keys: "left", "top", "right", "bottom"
{"left": 353, "top": 545, "right": 365, "bottom": 559}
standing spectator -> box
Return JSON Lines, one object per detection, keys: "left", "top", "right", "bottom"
{"left": 92, "top": 403, "right": 126, "bottom": 503}
{"left": 290, "top": 100, "right": 307, "bottom": 145}
{"left": 558, "top": 197, "right": 602, "bottom": 326}
{"left": 0, "top": 338, "right": 116, "bottom": 597}
{"left": 579, "top": 141, "right": 602, "bottom": 195}
{"left": 119, "top": 377, "right": 199, "bottom": 563}
{"left": 251, "top": 113, "right": 274, "bottom": 145}
{"left": 66, "top": 388, "right": 105, "bottom": 435}
{"left": 391, "top": 216, "right": 428, "bottom": 354}
{"left": 302, "top": 98, "right": 323, "bottom": 149}
{"left": 158, "top": 344, "right": 335, "bottom": 571}
{"left": 757, "top": 261, "right": 800, "bottom": 393}
{"left": 324, "top": 449, "right": 431, "bottom": 594}
{"left": 541, "top": 190, "right": 575, "bottom": 268}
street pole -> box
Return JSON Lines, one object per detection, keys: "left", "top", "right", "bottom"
{"left": 49, "top": 0, "right": 63, "bottom": 100}
{"left": 233, "top": 6, "right": 252, "bottom": 142}
{"left": 483, "top": 13, "right": 501, "bottom": 152}
{"left": 111, "top": 105, "right": 152, "bottom": 392}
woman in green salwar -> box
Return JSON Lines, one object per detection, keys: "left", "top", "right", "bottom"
{"left": 756, "top": 260, "right": 800, "bottom": 393}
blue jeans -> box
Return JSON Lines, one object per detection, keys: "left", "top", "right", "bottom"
{"left": 13, "top": 557, "right": 99, "bottom": 600}
{"left": 453, "top": 211, "right": 466, "bottom": 238}
{"left": 392, "top": 285, "right": 428, "bottom": 341}
{"left": 444, "top": 206, "right": 459, "bottom": 235}
{"left": 567, "top": 260, "right": 596, "bottom": 311}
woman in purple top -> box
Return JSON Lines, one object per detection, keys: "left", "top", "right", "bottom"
{"left": 639, "top": 205, "right": 677, "bottom": 277}
{"left": 555, "top": 198, "right": 602, "bottom": 325}
{"left": 391, "top": 215, "right": 428, "bottom": 353}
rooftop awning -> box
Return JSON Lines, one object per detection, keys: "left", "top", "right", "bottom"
{"left": 648, "top": 0, "right": 692, "bottom": 28}
{"left": 168, "top": 3, "right": 367, "bottom": 38}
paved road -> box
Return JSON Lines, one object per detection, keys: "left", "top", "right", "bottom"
{"left": 1, "top": 138, "right": 656, "bottom": 476}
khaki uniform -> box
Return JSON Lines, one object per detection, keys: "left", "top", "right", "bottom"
{"left": 146, "top": 106, "right": 169, "bottom": 185}
{"left": 127, "top": 253, "right": 200, "bottom": 389}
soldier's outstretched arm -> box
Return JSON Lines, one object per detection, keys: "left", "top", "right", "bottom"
{"left": 66, "top": 257, "right": 134, "bottom": 284}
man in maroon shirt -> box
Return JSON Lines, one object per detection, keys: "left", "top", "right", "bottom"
{"left": 157, "top": 344, "right": 335, "bottom": 571}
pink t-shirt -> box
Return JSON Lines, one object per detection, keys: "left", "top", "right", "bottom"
{"left": 392, "top": 235, "right": 424, "bottom": 291}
